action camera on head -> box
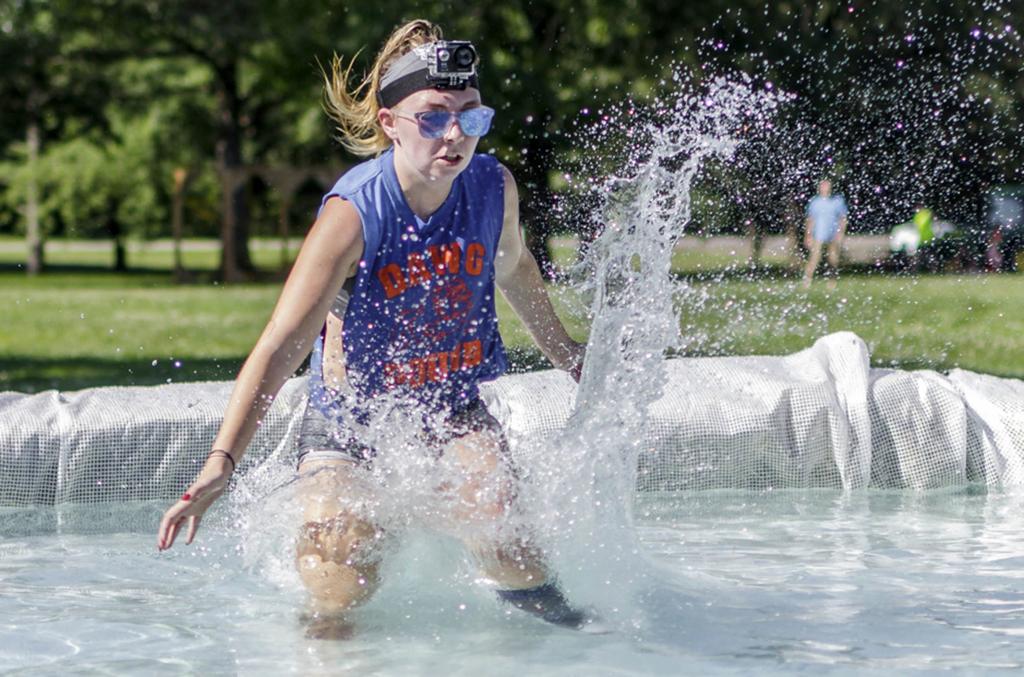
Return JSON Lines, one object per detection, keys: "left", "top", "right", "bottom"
{"left": 426, "top": 41, "right": 478, "bottom": 86}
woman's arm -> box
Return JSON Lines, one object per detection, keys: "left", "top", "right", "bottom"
{"left": 157, "top": 197, "right": 363, "bottom": 550}
{"left": 494, "top": 165, "right": 584, "bottom": 380}
{"left": 210, "top": 197, "right": 363, "bottom": 464}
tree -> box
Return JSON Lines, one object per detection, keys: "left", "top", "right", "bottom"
{"left": 63, "top": 0, "right": 351, "bottom": 281}
{"left": 700, "top": 0, "right": 1024, "bottom": 236}
{"left": 442, "top": 1, "right": 707, "bottom": 274}
{"left": 0, "top": 0, "right": 109, "bottom": 273}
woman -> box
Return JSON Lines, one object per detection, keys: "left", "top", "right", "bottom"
{"left": 156, "top": 19, "right": 588, "bottom": 636}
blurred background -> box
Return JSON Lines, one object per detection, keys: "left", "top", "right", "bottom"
{"left": 1, "top": 0, "right": 1022, "bottom": 391}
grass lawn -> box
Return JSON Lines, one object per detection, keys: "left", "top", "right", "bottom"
{"left": 0, "top": 237, "right": 299, "bottom": 274}
{"left": 669, "top": 272, "right": 1023, "bottom": 376}
{"left": 1, "top": 238, "right": 1022, "bottom": 392}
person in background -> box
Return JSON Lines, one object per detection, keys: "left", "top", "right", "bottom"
{"left": 986, "top": 227, "right": 1004, "bottom": 271}
{"left": 803, "top": 178, "right": 849, "bottom": 288}
{"left": 913, "top": 204, "right": 934, "bottom": 247}
{"left": 911, "top": 204, "right": 935, "bottom": 270}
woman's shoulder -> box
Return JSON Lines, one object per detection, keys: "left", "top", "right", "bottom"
{"left": 466, "top": 152, "right": 502, "bottom": 172}
{"left": 464, "top": 153, "right": 511, "bottom": 187}
{"left": 329, "top": 153, "right": 389, "bottom": 199}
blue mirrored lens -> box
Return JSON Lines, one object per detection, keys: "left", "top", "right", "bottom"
{"left": 413, "top": 107, "right": 495, "bottom": 138}
{"left": 457, "top": 107, "right": 494, "bottom": 136}
{"left": 416, "top": 111, "right": 452, "bottom": 138}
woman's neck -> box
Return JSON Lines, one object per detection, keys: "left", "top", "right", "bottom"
{"left": 393, "top": 156, "right": 455, "bottom": 220}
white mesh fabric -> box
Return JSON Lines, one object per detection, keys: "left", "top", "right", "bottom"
{"left": 0, "top": 379, "right": 307, "bottom": 508}
{"left": 2, "top": 332, "right": 1024, "bottom": 507}
{"left": 867, "top": 369, "right": 969, "bottom": 488}
{"left": 482, "top": 332, "right": 875, "bottom": 491}
{"left": 0, "top": 391, "right": 61, "bottom": 506}
{"left": 947, "top": 368, "right": 1024, "bottom": 485}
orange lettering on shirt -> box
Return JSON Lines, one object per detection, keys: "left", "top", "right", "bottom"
{"left": 407, "top": 252, "right": 431, "bottom": 286}
{"left": 428, "top": 243, "right": 462, "bottom": 275}
{"left": 383, "top": 362, "right": 403, "bottom": 387}
{"left": 425, "top": 352, "right": 449, "bottom": 382}
{"left": 461, "top": 340, "right": 482, "bottom": 368}
{"left": 378, "top": 264, "right": 406, "bottom": 299}
{"left": 380, "top": 340, "right": 486, "bottom": 390}
{"left": 465, "top": 243, "right": 485, "bottom": 276}
{"left": 408, "top": 357, "right": 427, "bottom": 387}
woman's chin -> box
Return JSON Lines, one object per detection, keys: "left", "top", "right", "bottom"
{"left": 427, "top": 156, "right": 469, "bottom": 179}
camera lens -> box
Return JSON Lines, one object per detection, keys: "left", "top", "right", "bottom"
{"left": 453, "top": 45, "right": 475, "bottom": 69}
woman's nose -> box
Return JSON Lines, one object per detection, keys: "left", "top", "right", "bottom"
{"left": 443, "top": 116, "right": 465, "bottom": 142}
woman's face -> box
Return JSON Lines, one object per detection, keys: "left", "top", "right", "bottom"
{"left": 380, "top": 87, "right": 483, "bottom": 184}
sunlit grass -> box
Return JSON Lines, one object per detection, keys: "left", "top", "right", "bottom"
{"left": 1, "top": 237, "right": 1022, "bottom": 392}
{"left": 0, "top": 236, "right": 299, "bottom": 273}
{"left": 672, "top": 273, "right": 1024, "bottom": 378}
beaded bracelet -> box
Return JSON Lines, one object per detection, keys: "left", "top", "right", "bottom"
{"left": 207, "top": 449, "right": 237, "bottom": 473}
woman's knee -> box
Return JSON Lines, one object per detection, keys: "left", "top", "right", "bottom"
{"left": 295, "top": 516, "right": 384, "bottom": 609}
{"left": 296, "top": 516, "right": 381, "bottom": 567}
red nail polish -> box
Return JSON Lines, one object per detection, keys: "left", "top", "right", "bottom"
{"left": 181, "top": 492, "right": 192, "bottom": 502}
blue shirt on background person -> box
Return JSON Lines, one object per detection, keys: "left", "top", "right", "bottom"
{"left": 802, "top": 178, "right": 849, "bottom": 287}
{"left": 807, "top": 193, "right": 848, "bottom": 243}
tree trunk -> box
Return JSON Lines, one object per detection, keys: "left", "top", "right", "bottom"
{"left": 106, "top": 197, "right": 126, "bottom": 271}
{"left": 172, "top": 167, "right": 189, "bottom": 280}
{"left": 279, "top": 193, "right": 294, "bottom": 271}
{"left": 215, "top": 58, "right": 252, "bottom": 282}
{"left": 25, "top": 121, "right": 43, "bottom": 275}
{"left": 274, "top": 170, "right": 304, "bottom": 272}
{"left": 747, "top": 220, "right": 764, "bottom": 266}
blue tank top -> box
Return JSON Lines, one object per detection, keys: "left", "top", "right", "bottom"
{"left": 309, "top": 148, "right": 508, "bottom": 413}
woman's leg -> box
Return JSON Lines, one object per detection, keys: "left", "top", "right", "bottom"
{"left": 294, "top": 458, "right": 386, "bottom": 633}
{"left": 441, "top": 419, "right": 590, "bottom": 628}
{"left": 441, "top": 428, "right": 548, "bottom": 589}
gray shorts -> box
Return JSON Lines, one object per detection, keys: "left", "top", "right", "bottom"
{"left": 296, "top": 396, "right": 506, "bottom": 468}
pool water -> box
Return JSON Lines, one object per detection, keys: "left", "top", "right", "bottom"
{"left": 4, "top": 487, "right": 1024, "bottom": 675}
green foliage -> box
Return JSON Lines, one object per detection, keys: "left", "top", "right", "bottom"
{"left": 1, "top": 111, "right": 171, "bottom": 239}
{"left": 0, "top": 0, "right": 1023, "bottom": 253}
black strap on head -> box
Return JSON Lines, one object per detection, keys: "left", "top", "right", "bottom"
{"left": 376, "top": 42, "right": 481, "bottom": 108}
{"left": 378, "top": 70, "right": 480, "bottom": 108}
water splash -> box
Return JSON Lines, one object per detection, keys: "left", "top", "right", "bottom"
{"left": 516, "top": 72, "right": 784, "bottom": 617}
{"left": 235, "top": 71, "right": 784, "bottom": 628}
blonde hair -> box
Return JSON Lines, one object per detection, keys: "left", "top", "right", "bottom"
{"left": 323, "top": 19, "right": 444, "bottom": 157}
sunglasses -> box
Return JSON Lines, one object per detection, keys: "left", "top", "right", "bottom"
{"left": 395, "top": 105, "right": 495, "bottom": 139}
